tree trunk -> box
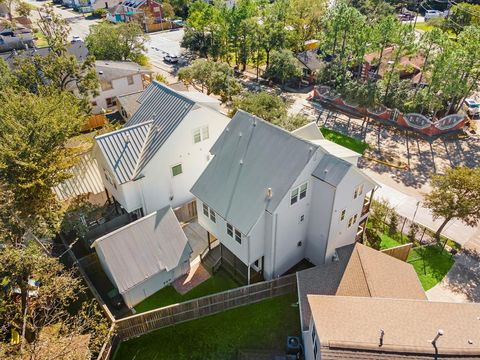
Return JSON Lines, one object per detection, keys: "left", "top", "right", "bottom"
{"left": 435, "top": 217, "right": 451, "bottom": 242}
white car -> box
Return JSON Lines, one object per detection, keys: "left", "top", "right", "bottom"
{"left": 464, "top": 98, "right": 480, "bottom": 117}
{"left": 71, "top": 35, "right": 81, "bottom": 43}
{"left": 424, "top": 10, "right": 447, "bottom": 21}
{"left": 164, "top": 54, "right": 179, "bottom": 64}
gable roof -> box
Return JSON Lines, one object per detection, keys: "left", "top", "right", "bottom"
{"left": 291, "top": 122, "right": 325, "bottom": 141}
{"left": 297, "top": 50, "right": 322, "bottom": 71}
{"left": 308, "top": 295, "right": 480, "bottom": 357}
{"left": 297, "top": 243, "right": 425, "bottom": 330}
{"left": 96, "top": 60, "right": 151, "bottom": 82}
{"left": 96, "top": 82, "right": 209, "bottom": 183}
{"left": 92, "top": 206, "right": 192, "bottom": 294}
{"left": 117, "top": 90, "right": 144, "bottom": 118}
{"left": 190, "top": 110, "right": 319, "bottom": 234}
{"left": 312, "top": 153, "right": 352, "bottom": 187}
{"left": 95, "top": 121, "right": 152, "bottom": 184}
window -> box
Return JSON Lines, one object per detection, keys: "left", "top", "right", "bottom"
{"left": 353, "top": 214, "right": 357, "bottom": 224}
{"left": 291, "top": 182, "right": 308, "bottom": 205}
{"left": 299, "top": 182, "right": 307, "bottom": 199}
{"left": 171, "top": 164, "right": 183, "bottom": 176}
{"left": 235, "top": 229, "right": 242, "bottom": 244}
{"left": 193, "top": 125, "right": 209, "bottom": 144}
{"left": 100, "top": 80, "right": 113, "bottom": 91}
{"left": 227, "top": 223, "right": 233, "bottom": 237}
{"left": 210, "top": 209, "right": 216, "bottom": 223}
{"left": 348, "top": 214, "right": 358, "bottom": 228}
{"left": 340, "top": 209, "right": 346, "bottom": 221}
{"left": 203, "top": 203, "right": 209, "bottom": 217}
{"left": 354, "top": 184, "right": 364, "bottom": 199}
{"left": 300, "top": 214, "right": 304, "bottom": 222}
{"left": 106, "top": 97, "right": 116, "bottom": 108}
{"left": 290, "top": 188, "right": 299, "bottom": 205}
{"left": 127, "top": 75, "right": 134, "bottom": 85}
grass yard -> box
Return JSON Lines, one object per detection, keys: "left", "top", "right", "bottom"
{"left": 408, "top": 245, "right": 454, "bottom": 290}
{"left": 33, "top": 30, "right": 48, "bottom": 48}
{"left": 378, "top": 232, "right": 402, "bottom": 250}
{"left": 134, "top": 270, "right": 239, "bottom": 313}
{"left": 415, "top": 22, "right": 434, "bottom": 32}
{"left": 320, "top": 127, "right": 369, "bottom": 154}
{"left": 115, "top": 293, "right": 300, "bottom": 360}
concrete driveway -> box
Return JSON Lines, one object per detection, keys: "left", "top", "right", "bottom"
{"left": 427, "top": 249, "right": 480, "bottom": 303}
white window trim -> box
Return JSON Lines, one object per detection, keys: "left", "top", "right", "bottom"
{"left": 193, "top": 125, "right": 209, "bottom": 144}
{"left": 290, "top": 181, "right": 308, "bottom": 206}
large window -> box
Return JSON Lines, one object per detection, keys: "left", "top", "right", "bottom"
{"left": 291, "top": 182, "right": 308, "bottom": 206}
{"left": 203, "top": 202, "right": 216, "bottom": 224}
{"left": 354, "top": 184, "right": 364, "bottom": 199}
{"left": 193, "top": 125, "right": 209, "bottom": 144}
{"left": 171, "top": 164, "right": 183, "bottom": 177}
{"left": 235, "top": 229, "right": 242, "bottom": 244}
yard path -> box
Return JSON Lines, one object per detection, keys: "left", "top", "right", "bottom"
{"left": 427, "top": 250, "right": 480, "bottom": 303}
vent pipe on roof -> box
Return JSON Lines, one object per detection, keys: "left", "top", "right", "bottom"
{"left": 379, "top": 329, "right": 385, "bottom": 347}
{"left": 431, "top": 329, "right": 444, "bottom": 346}
{"left": 266, "top": 187, "right": 273, "bottom": 199}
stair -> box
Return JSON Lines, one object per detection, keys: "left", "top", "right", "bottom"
{"left": 201, "top": 245, "right": 221, "bottom": 273}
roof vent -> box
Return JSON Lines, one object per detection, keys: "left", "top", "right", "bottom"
{"left": 252, "top": 120, "right": 257, "bottom": 127}
{"left": 266, "top": 187, "right": 273, "bottom": 199}
{"left": 124, "top": 134, "right": 131, "bottom": 143}
{"left": 98, "top": 70, "right": 104, "bottom": 75}
{"left": 431, "top": 329, "right": 444, "bottom": 347}
{"left": 239, "top": 132, "right": 242, "bottom": 137}
{"left": 239, "top": 159, "right": 244, "bottom": 165}
{"left": 379, "top": 329, "right": 385, "bottom": 347}
{"left": 324, "top": 169, "right": 329, "bottom": 174}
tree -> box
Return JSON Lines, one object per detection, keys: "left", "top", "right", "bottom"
{"left": 178, "top": 59, "right": 241, "bottom": 101}
{"left": 287, "top": 0, "right": 326, "bottom": 52}
{"left": 264, "top": 49, "right": 301, "bottom": 87}
{"left": 0, "top": 90, "right": 87, "bottom": 244}
{"left": 388, "top": 211, "right": 398, "bottom": 236}
{"left": 15, "top": 1, "right": 33, "bottom": 17}
{"left": 443, "top": 3, "right": 480, "bottom": 36}
{"left": 369, "top": 199, "right": 393, "bottom": 233}
{"left": 0, "top": 243, "right": 109, "bottom": 358}
{"left": 86, "top": 22, "right": 148, "bottom": 65}
{"left": 0, "top": 0, "right": 18, "bottom": 21}
{"left": 162, "top": 1, "right": 175, "bottom": 19}
{"left": 424, "top": 167, "right": 480, "bottom": 242}
{"left": 14, "top": 6, "right": 98, "bottom": 99}
{"left": 229, "top": 92, "right": 287, "bottom": 123}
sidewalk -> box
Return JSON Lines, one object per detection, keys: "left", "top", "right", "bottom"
{"left": 372, "top": 179, "right": 479, "bottom": 248}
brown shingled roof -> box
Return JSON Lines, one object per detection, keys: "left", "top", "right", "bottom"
{"left": 308, "top": 295, "right": 480, "bottom": 357}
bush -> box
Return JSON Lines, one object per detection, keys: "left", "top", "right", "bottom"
{"left": 365, "top": 228, "right": 382, "bottom": 250}
{"left": 408, "top": 223, "right": 420, "bottom": 243}
{"left": 91, "top": 8, "right": 108, "bottom": 18}
{"left": 388, "top": 212, "right": 399, "bottom": 236}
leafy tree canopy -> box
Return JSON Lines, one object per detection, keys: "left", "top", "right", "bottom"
{"left": 264, "top": 49, "right": 302, "bottom": 86}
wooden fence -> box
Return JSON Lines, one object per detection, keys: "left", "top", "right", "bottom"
{"left": 114, "top": 274, "right": 297, "bottom": 341}
{"left": 381, "top": 243, "right": 413, "bottom": 262}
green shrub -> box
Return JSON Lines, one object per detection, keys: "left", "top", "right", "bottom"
{"left": 92, "top": 8, "right": 108, "bottom": 18}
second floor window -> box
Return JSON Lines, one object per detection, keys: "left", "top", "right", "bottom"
{"left": 227, "top": 223, "right": 233, "bottom": 237}
{"left": 210, "top": 209, "right": 216, "bottom": 223}
{"left": 291, "top": 182, "right": 308, "bottom": 205}
{"left": 340, "top": 209, "right": 346, "bottom": 221}
{"left": 235, "top": 229, "right": 242, "bottom": 244}
{"left": 193, "top": 125, "right": 209, "bottom": 144}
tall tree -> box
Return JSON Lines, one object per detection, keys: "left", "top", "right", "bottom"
{"left": 424, "top": 167, "right": 480, "bottom": 242}
{"left": 86, "top": 22, "right": 148, "bottom": 65}
{"left": 229, "top": 92, "right": 288, "bottom": 123}
{"left": 265, "top": 49, "right": 301, "bottom": 87}
{"left": 287, "top": 0, "right": 326, "bottom": 52}
{"left": 0, "top": 243, "right": 109, "bottom": 358}
{"left": 0, "top": 90, "right": 87, "bottom": 243}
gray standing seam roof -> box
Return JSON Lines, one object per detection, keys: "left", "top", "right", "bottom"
{"left": 190, "top": 110, "right": 319, "bottom": 235}
{"left": 95, "top": 81, "right": 197, "bottom": 184}
{"left": 96, "top": 121, "right": 152, "bottom": 184}
{"left": 312, "top": 153, "right": 351, "bottom": 187}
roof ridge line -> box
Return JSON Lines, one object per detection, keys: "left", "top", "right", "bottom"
{"left": 131, "top": 121, "right": 156, "bottom": 180}
{"left": 95, "top": 120, "right": 154, "bottom": 140}
{"left": 356, "top": 245, "right": 374, "bottom": 297}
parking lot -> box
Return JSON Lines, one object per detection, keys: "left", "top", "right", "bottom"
{"left": 146, "top": 29, "right": 187, "bottom": 73}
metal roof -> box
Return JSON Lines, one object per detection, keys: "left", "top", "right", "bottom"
{"left": 191, "top": 110, "right": 319, "bottom": 234}
{"left": 311, "top": 153, "right": 351, "bottom": 187}
{"left": 92, "top": 206, "right": 192, "bottom": 294}
{"left": 126, "top": 81, "right": 196, "bottom": 177}
{"left": 95, "top": 121, "right": 152, "bottom": 184}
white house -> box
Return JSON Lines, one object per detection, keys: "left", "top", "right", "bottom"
{"left": 190, "top": 111, "right": 378, "bottom": 284}
{"left": 94, "top": 81, "right": 230, "bottom": 218}
{"left": 91, "top": 60, "right": 153, "bottom": 114}
{"left": 92, "top": 206, "right": 192, "bottom": 308}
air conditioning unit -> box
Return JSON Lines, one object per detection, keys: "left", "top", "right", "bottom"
{"left": 286, "top": 336, "right": 302, "bottom": 355}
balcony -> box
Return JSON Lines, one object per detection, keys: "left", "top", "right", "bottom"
{"left": 361, "top": 191, "right": 373, "bottom": 217}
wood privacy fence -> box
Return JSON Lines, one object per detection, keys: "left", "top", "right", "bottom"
{"left": 114, "top": 274, "right": 297, "bottom": 341}
{"left": 381, "top": 243, "right": 413, "bottom": 262}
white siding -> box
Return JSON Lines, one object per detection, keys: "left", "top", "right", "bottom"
{"left": 92, "top": 73, "right": 145, "bottom": 114}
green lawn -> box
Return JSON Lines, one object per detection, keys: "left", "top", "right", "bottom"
{"left": 115, "top": 293, "right": 300, "bottom": 360}
{"left": 379, "top": 232, "right": 402, "bottom": 250}
{"left": 407, "top": 245, "right": 454, "bottom": 290}
{"left": 33, "top": 30, "right": 48, "bottom": 48}
{"left": 415, "top": 22, "right": 434, "bottom": 32}
{"left": 134, "top": 270, "right": 239, "bottom": 313}
{"left": 320, "top": 127, "right": 369, "bottom": 154}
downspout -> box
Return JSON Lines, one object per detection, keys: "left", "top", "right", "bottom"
{"left": 247, "top": 234, "right": 251, "bottom": 285}
{"left": 271, "top": 213, "right": 278, "bottom": 278}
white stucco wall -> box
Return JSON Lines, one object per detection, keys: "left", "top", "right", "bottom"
{"left": 92, "top": 73, "right": 145, "bottom": 114}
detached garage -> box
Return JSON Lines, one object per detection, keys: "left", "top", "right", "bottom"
{"left": 92, "top": 206, "right": 192, "bottom": 308}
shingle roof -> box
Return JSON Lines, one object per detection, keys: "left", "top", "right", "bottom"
{"left": 95, "top": 121, "right": 152, "bottom": 184}
{"left": 117, "top": 90, "right": 143, "bottom": 118}
{"left": 96, "top": 60, "right": 151, "bottom": 82}
{"left": 297, "top": 50, "right": 322, "bottom": 71}
{"left": 190, "top": 110, "right": 319, "bottom": 234}
{"left": 297, "top": 243, "right": 425, "bottom": 331}
{"left": 92, "top": 206, "right": 192, "bottom": 294}
{"left": 308, "top": 295, "right": 480, "bottom": 357}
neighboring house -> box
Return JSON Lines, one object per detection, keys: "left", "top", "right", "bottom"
{"left": 92, "top": 60, "right": 153, "bottom": 114}
{"left": 0, "top": 27, "right": 34, "bottom": 53}
{"left": 296, "top": 242, "right": 427, "bottom": 359}
{"left": 94, "top": 81, "right": 230, "bottom": 218}
{"left": 106, "top": 0, "right": 172, "bottom": 32}
{"left": 305, "top": 292, "right": 480, "bottom": 358}
{"left": 297, "top": 50, "right": 322, "bottom": 84}
{"left": 0, "top": 4, "right": 8, "bottom": 18}
{"left": 190, "top": 112, "right": 377, "bottom": 284}
{"left": 92, "top": 206, "right": 192, "bottom": 308}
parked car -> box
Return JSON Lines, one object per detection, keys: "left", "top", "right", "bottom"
{"left": 464, "top": 98, "right": 480, "bottom": 117}
{"left": 163, "top": 54, "right": 179, "bottom": 63}
{"left": 424, "top": 10, "right": 446, "bottom": 21}
{"left": 398, "top": 13, "right": 415, "bottom": 21}
{"left": 71, "top": 35, "right": 81, "bottom": 43}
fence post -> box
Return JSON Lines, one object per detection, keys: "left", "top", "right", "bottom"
{"left": 400, "top": 217, "right": 407, "bottom": 241}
